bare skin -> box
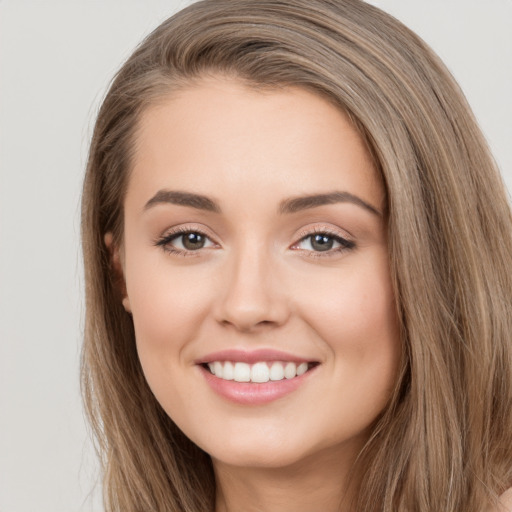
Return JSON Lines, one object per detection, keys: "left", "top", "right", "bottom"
{"left": 214, "top": 444, "right": 364, "bottom": 512}
{"left": 113, "top": 76, "right": 402, "bottom": 511}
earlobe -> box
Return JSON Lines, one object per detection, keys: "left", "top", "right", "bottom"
{"left": 122, "top": 296, "right": 132, "bottom": 313}
{"left": 104, "top": 232, "right": 131, "bottom": 313}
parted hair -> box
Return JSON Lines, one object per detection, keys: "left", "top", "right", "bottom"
{"left": 81, "top": 1, "right": 512, "bottom": 510}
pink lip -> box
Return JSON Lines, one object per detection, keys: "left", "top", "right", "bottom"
{"left": 196, "top": 348, "right": 314, "bottom": 365}
{"left": 200, "top": 367, "right": 316, "bottom": 405}
{"left": 196, "top": 349, "right": 319, "bottom": 405}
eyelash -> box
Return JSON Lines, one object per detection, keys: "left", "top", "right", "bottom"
{"left": 154, "top": 227, "right": 215, "bottom": 258}
{"left": 154, "top": 226, "right": 356, "bottom": 258}
{"left": 292, "top": 227, "right": 355, "bottom": 258}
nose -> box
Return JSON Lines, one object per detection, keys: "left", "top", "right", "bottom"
{"left": 213, "top": 241, "right": 290, "bottom": 333}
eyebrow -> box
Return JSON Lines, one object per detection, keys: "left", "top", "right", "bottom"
{"left": 279, "top": 192, "right": 381, "bottom": 216}
{"left": 144, "top": 189, "right": 381, "bottom": 216}
{"left": 144, "top": 190, "right": 221, "bottom": 213}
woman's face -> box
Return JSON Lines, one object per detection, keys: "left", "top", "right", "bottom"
{"left": 117, "top": 77, "right": 400, "bottom": 470}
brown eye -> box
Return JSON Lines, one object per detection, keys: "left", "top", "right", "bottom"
{"left": 181, "top": 232, "right": 206, "bottom": 250}
{"left": 156, "top": 230, "right": 216, "bottom": 254}
{"left": 310, "top": 234, "right": 334, "bottom": 252}
{"left": 293, "top": 232, "right": 355, "bottom": 254}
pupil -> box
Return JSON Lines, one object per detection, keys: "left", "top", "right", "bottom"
{"left": 183, "top": 233, "right": 205, "bottom": 250}
{"left": 311, "top": 234, "right": 333, "bottom": 251}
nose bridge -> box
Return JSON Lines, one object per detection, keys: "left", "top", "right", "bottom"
{"left": 215, "top": 235, "right": 288, "bottom": 331}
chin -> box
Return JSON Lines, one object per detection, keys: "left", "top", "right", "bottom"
{"left": 210, "top": 443, "right": 310, "bottom": 470}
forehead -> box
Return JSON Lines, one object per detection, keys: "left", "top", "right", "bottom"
{"left": 127, "top": 76, "right": 384, "bottom": 213}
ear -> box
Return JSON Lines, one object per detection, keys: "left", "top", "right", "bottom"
{"left": 104, "top": 232, "right": 131, "bottom": 313}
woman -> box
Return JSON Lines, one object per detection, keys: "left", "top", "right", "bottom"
{"left": 81, "top": 0, "right": 512, "bottom": 510}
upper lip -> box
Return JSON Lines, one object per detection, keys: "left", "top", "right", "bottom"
{"left": 196, "top": 348, "right": 318, "bottom": 365}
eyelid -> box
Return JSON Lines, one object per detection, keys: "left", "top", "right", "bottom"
{"left": 290, "top": 224, "right": 356, "bottom": 256}
{"left": 153, "top": 222, "right": 355, "bottom": 258}
{"left": 153, "top": 223, "right": 220, "bottom": 256}
{"left": 292, "top": 224, "right": 354, "bottom": 244}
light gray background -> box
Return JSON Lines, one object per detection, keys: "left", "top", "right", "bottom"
{"left": 0, "top": 1, "right": 510, "bottom": 511}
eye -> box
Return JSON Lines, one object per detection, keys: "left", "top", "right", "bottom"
{"left": 173, "top": 232, "right": 211, "bottom": 250}
{"left": 292, "top": 231, "right": 355, "bottom": 254}
{"left": 155, "top": 229, "right": 217, "bottom": 255}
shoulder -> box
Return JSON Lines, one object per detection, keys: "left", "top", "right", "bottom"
{"left": 495, "top": 487, "right": 512, "bottom": 511}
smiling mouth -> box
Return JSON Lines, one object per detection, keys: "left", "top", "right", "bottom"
{"left": 203, "top": 361, "right": 319, "bottom": 383}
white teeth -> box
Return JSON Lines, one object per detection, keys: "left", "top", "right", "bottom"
{"left": 297, "top": 362, "right": 308, "bottom": 376}
{"left": 251, "top": 362, "right": 270, "bottom": 383}
{"left": 206, "top": 360, "right": 312, "bottom": 382}
{"left": 223, "top": 361, "right": 234, "bottom": 380}
{"left": 269, "top": 361, "right": 285, "bottom": 381}
{"left": 284, "top": 362, "right": 296, "bottom": 379}
{"left": 233, "top": 362, "right": 251, "bottom": 382}
{"left": 214, "top": 361, "right": 224, "bottom": 379}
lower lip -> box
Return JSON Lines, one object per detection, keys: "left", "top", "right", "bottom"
{"left": 199, "top": 365, "right": 317, "bottom": 405}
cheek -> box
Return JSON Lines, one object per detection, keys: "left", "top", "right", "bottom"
{"left": 123, "top": 256, "right": 218, "bottom": 419}
{"left": 293, "top": 255, "right": 400, "bottom": 383}
{"left": 292, "top": 260, "right": 400, "bottom": 440}
{"left": 124, "top": 251, "right": 215, "bottom": 362}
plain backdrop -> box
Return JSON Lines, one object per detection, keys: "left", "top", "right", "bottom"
{"left": 0, "top": 1, "right": 510, "bottom": 511}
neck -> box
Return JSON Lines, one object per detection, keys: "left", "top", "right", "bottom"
{"left": 213, "top": 445, "right": 362, "bottom": 512}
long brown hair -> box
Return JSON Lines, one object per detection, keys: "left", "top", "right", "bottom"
{"left": 81, "top": 1, "right": 512, "bottom": 510}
